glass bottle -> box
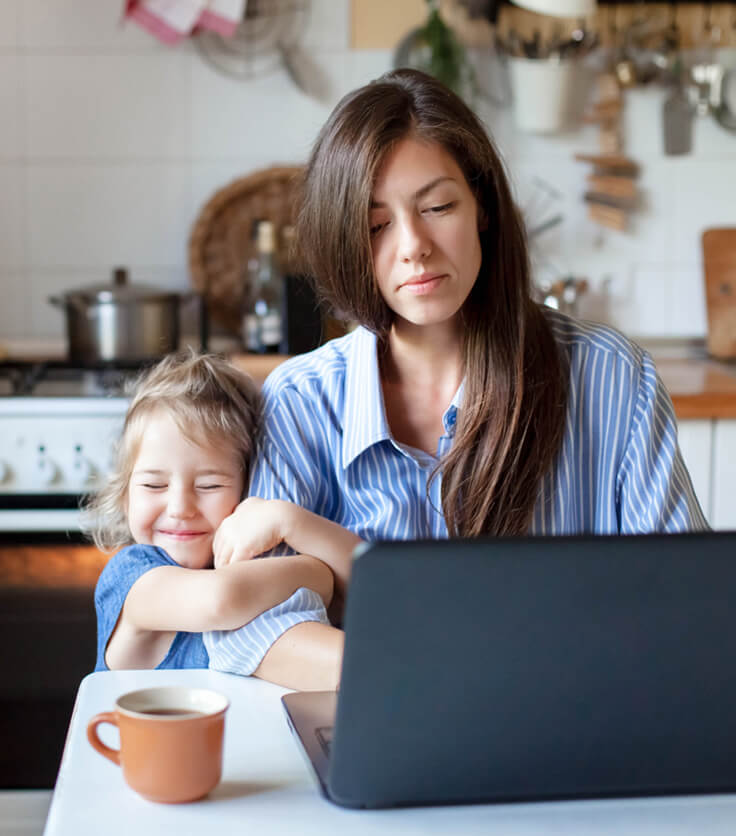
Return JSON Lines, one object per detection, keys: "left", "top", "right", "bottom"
{"left": 241, "top": 220, "right": 261, "bottom": 352}
{"left": 247, "top": 220, "right": 284, "bottom": 354}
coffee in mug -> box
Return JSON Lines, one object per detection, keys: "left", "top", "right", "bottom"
{"left": 86, "top": 686, "right": 229, "bottom": 803}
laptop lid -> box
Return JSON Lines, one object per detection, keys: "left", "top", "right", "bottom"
{"left": 305, "top": 532, "right": 736, "bottom": 809}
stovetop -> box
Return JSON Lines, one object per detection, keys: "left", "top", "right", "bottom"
{"left": 0, "top": 359, "right": 147, "bottom": 398}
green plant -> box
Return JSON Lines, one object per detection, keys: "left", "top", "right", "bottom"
{"left": 420, "top": 0, "right": 467, "bottom": 93}
{"left": 398, "top": 0, "right": 474, "bottom": 100}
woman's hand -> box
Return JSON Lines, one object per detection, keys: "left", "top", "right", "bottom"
{"left": 213, "top": 497, "right": 297, "bottom": 568}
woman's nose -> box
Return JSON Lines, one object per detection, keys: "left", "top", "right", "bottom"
{"left": 398, "top": 217, "right": 431, "bottom": 264}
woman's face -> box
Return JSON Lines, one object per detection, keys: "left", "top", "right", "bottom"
{"left": 369, "top": 137, "right": 483, "bottom": 334}
{"left": 126, "top": 410, "right": 244, "bottom": 569}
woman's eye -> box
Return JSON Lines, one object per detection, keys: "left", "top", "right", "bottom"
{"left": 427, "top": 202, "right": 454, "bottom": 214}
{"left": 198, "top": 484, "right": 224, "bottom": 491}
{"left": 370, "top": 218, "right": 391, "bottom": 238}
{"left": 142, "top": 483, "right": 166, "bottom": 490}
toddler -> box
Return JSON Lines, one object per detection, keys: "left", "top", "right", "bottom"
{"left": 86, "top": 351, "right": 354, "bottom": 687}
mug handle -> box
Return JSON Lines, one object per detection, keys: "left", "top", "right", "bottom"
{"left": 86, "top": 712, "right": 121, "bottom": 766}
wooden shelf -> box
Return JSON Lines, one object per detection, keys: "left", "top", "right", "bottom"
{"left": 350, "top": 1, "right": 736, "bottom": 50}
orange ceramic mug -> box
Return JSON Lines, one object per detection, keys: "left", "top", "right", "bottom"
{"left": 86, "top": 686, "right": 229, "bottom": 804}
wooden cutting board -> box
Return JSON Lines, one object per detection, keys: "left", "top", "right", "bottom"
{"left": 702, "top": 228, "right": 736, "bottom": 360}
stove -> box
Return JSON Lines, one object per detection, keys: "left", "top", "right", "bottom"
{"left": 0, "top": 360, "right": 138, "bottom": 532}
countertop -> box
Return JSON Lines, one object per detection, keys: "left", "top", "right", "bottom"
{"left": 652, "top": 355, "right": 736, "bottom": 420}
{"left": 231, "top": 350, "right": 736, "bottom": 421}
{"left": 2, "top": 337, "right": 734, "bottom": 420}
{"left": 45, "top": 668, "right": 736, "bottom": 836}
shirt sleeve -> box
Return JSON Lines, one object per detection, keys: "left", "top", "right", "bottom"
{"left": 94, "top": 544, "right": 176, "bottom": 671}
{"left": 617, "top": 351, "right": 709, "bottom": 533}
{"left": 203, "top": 587, "right": 329, "bottom": 676}
{"left": 250, "top": 379, "right": 335, "bottom": 513}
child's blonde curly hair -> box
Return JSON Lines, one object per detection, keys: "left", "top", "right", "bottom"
{"left": 83, "top": 350, "right": 261, "bottom": 552}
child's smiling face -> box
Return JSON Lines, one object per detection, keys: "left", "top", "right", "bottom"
{"left": 126, "top": 409, "right": 244, "bottom": 569}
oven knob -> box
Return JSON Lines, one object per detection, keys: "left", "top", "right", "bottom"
{"left": 36, "top": 456, "right": 59, "bottom": 487}
{"left": 72, "top": 455, "right": 96, "bottom": 486}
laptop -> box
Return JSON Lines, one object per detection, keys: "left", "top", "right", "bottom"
{"left": 282, "top": 532, "right": 736, "bottom": 809}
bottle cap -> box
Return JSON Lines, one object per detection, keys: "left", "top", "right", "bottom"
{"left": 257, "top": 220, "right": 276, "bottom": 254}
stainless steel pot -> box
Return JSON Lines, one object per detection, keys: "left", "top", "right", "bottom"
{"left": 49, "top": 268, "right": 203, "bottom": 365}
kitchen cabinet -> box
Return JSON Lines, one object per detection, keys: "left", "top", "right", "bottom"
{"left": 712, "top": 420, "right": 736, "bottom": 530}
{"left": 678, "top": 419, "right": 736, "bottom": 530}
{"left": 678, "top": 420, "right": 712, "bottom": 522}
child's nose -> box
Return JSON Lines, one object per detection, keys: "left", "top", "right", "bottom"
{"left": 168, "top": 487, "right": 196, "bottom": 518}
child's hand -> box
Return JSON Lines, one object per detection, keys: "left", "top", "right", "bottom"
{"left": 213, "top": 497, "right": 297, "bottom": 568}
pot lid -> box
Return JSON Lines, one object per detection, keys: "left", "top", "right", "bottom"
{"left": 61, "top": 268, "right": 183, "bottom": 304}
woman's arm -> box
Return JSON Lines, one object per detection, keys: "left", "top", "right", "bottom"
{"left": 213, "top": 497, "right": 362, "bottom": 598}
{"left": 253, "top": 621, "right": 345, "bottom": 691}
{"left": 618, "top": 352, "right": 709, "bottom": 532}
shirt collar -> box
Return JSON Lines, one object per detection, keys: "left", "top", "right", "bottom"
{"left": 340, "top": 327, "right": 466, "bottom": 467}
{"left": 341, "top": 327, "right": 392, "bottom": 469}
{"left": 443, "top": 380, "right": 464, "bottom": 437}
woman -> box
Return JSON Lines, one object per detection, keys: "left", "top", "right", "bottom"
{"left": 212, "top": 68, "right": 707, "bottom": 688}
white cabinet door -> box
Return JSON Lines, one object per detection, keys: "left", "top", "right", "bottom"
{"left": 677, "top": 419, "right": 712, "bottom": 524}
{"left": 712, "top": 420, "right": 736, "bottom": 530}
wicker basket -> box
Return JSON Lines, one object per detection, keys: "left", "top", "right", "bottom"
{"left": 188, "top": 165, "right": 304, "bottom": 334}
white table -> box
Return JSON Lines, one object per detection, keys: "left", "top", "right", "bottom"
{"left": 44, "top": 669, "right": 736, "bottom": 836}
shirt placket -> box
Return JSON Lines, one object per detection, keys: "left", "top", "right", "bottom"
{"left": 432, "top": 404, "right": 457, "bottom": 538}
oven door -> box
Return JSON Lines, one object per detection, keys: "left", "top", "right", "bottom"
{"left": 0, "top": 493, "right": 89, "bottom": 533}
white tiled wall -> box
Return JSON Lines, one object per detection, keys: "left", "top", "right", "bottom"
{"left": 1, "top": 0, "right": 735, "bottom": 343}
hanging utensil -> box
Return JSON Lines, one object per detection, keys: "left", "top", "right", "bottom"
{"left": 663, "top": 59, "right": 695, "bottom": 156}
{"left": 713, "top": 67, "right": 736, "bottom": 132}
{"left": 277, "top": 41, "right": 330, "bottom": 102}
{"left": 195, "top": 0, "right": 316, "bottom": 96}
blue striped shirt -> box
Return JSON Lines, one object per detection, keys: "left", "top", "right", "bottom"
{"left": 204, "top": 309, "right": 708, "bottom": 675}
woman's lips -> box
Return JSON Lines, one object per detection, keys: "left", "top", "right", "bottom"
{"left": 401, "top": 273, "right": 446, "bottom": 295}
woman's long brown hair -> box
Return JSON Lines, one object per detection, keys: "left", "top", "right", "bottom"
{"left": 296, "top": 69, "right": 568, "bottom": 537}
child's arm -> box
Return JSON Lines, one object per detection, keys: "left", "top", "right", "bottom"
{"left": 124, "top": 553, "right": 332, "bottom": 631}
{"left": 213, "top": 497, "right": 362, "bottom": 598}
{"left": 105, "top": 554, "right": 333, "bottom": 670}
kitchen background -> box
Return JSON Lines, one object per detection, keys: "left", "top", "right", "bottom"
{"left": 0, "top": 0, "right": 735, "bottom": 349}
{"left": 0, "top": 3, "right": 735, "bottom": 829}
